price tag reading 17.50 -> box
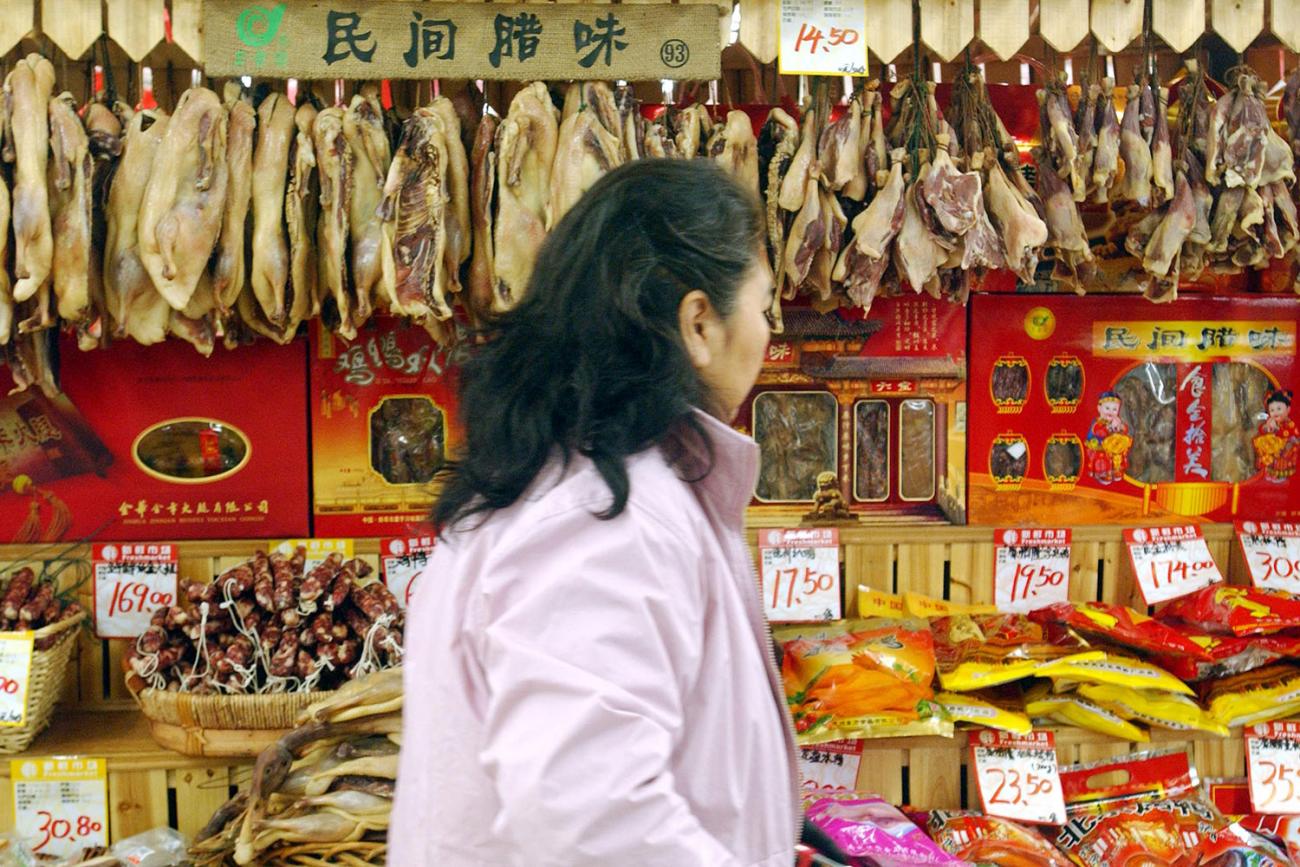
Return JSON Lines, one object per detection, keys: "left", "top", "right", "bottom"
{"left": 994, "top": 528, "right": 1071, "bottom": 614}
{"left": 1124, "top": 525, "right": 1224, "bottom": 606}
{"left": 971, "top": 730, "right": 1067, "bottom": 826}
{"left": 759, "top": 529, "right": 841, "bottom": 623}
{"left": 1239, "top": 522, "right": 1300, "bottom": 594}
{"left": 1247, "top": 722, "right": 1300, "bottom": 814}
{"left": 380, "top": 536, "right": 435, "bottom": 610}
{"left": 11, "top": 757, "right": 108, "bottom": 858}
{"left": 93, "top": 544, "right": 178, "bottom": 639}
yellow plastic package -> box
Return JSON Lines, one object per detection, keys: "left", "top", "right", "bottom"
{"left": 1075, "top": 683, "right": 1229, "bottom": 737}
{"left": 1024, "top": 682, "right": 1149, "bottom": 742}
{"left": 1037, "top": 653, "right": 1194, "bottom": 696}
{"left": 1200, "top": 663, "right": 1300, "bottom": 729}
{"left": 931, "top": 612, "right": 1103, "bottom": 692}
{"left": 934, "top": 691, "right": 1033, "bottom": 734}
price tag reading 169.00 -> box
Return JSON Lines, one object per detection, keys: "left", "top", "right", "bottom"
{"left": 93, "top": 544, "right": 179, "bottom": 639}
{"left": 993, "top": 528, "right": 1071, "bottom": 614}
{"left": 1247, "top": 722, "right": 1300, "bottom": 814}
{"left": 971, "top": 730, "right": 1067, "bottom": 826}
{"left": 1124, "top": 525, "right": 1224, "bottom": 606}
{"left": 758, "top": 528, "right": 841, "bottom": 623}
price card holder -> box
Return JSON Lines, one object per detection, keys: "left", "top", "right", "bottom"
{"left": 1239, "top": 522, "right": 1300, "bottom": 594}
{"left": 758, "top": 529, "right": 841, "bottom": 623}
{"left": 1124, "top": 525, "right": 1224, "bottom": 606}
{"left": 970, "top": 730, "right": 1067, "bottom": 826}
{"left": 778, "top": 0, "right": 867, "bottom": 76}
{"left": 799, "top": 739, "right": 863, "bottom": 794}
{"left": 380, "top": 536, "right": 435, "bottom": 609}
{"left": 993, "top": 528, "right": 1072, "bottom": 613}
{"left": 277, "top": 539, "right": 354, "bottom": 573}
{"left": 1246, "top": 722, "right": 1300, "bottom": 814}
{"left": 92, "top": 543, "right": 178, "bottom": 639}
{"left": 11, "top": 757, "right": 108, "bottom": 857}
{"left": 0, "top": 634, "right": 32, "bottom": 727}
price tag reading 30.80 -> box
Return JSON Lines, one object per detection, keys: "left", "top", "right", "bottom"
{"left": 1239, "top": 522, "right": 1300, "bottom": 594}
{"left": 1247, "top": 722, "right": 1300, "bottom": 814}
{"left": 11, "top": 757, "right": 108, "bottom": 858}
{"left": 759, "top": 528, "right": 841, "bottom": 623}
{"left": 994, "top": 528, "right": 1071, "bottom": 614}
{"left": 971, "top": 730, "right": 1067, "bottom": 826}
{"left": 1125, "top": 525, "right": 1224, "bottom": 606}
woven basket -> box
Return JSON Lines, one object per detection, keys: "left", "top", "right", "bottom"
{"left": 0, "top": 611, "right": 86, "bottom": 754}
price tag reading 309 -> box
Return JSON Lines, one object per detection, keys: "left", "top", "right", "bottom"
{"left": 1239, "top": 522, "right": 1300, "bottom": 594}
{"left": 971, "top": 730, "right": 1066, "bottom": 825}
{"left": 994, "top": 528, "right": 1071, "bottom": 613}
{"left": 93, "top": 544, "right": 178, "bottom": 638}
{"left": 1247, "top": 722, "right": 1300, "bottom": 814}
{"left": 759, "top": 528, "right": 841, "bottom": 623}
{"left": 1125, "top": 525, "right": 1224, "bottom": 606}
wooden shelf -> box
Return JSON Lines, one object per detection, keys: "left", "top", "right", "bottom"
{"left": 856, "top": 724, "right": 1241, "bottom": 751}
{"left": 0, "top": 710, "right": 243, "bottom": 774}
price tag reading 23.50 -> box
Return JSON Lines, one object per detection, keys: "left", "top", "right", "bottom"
{"left": 994, "top": 528, "right": 1071, "bottom": 614}
{"left": 971, "top": 730, "right": 1067, "bottom": 826}
{"left": 93, "top": 544, "right": 178, "bottom": 639}
{"left": 1247, "top": 722, "right": 1300, "bottom": 814}
{"left": 1124, "top": 525, "right": 1224, "bottom": 606}
{"left": 759, "top": 528, "right": 841, "bottom": 623}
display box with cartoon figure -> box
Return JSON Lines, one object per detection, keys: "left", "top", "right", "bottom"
{"left": 969, "top": 294, "right": 1299, "bottom": 525}
{"left": 310, "top": 318, "right": 461, "bottom": 537}
{"left": 736, "top": 296, "right": 967, "bottom": 525}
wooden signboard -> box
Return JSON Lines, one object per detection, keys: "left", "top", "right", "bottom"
{"left": 201, "top": 1, "right": 720, "bottom": 81}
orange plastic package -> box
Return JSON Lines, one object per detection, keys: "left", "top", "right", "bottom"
{"left": 1158, "top": 585, "right": 1300, "bottom": 638}
{"left": 775, "top": 618, "right": 951, "bottom": 745}
{"left": 920, "top": 810, "right": 1072, "bottom": 867}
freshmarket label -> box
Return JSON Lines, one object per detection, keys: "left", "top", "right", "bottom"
{"left": 11, "top": 757, "right": 108, "bottom": 858}
{"left": 778, "top": 0, "right": 867, "bottom": 76}
{"left": 799, "top": 739, "right": 863, "bottom": 793}
{"left": 1239, "top": 522, "right": 1300, "bottom": 594}
{"left": 1125, "top": 525, "right": 1223, "bottom": 605}
{"left": 1247, "top": 722, "right": 1300, "bottom": 814}
{"left": 971, "top": 730, "right": 1066, "bottom": 826}
{"left": 994, "top": 528, "right": 1071, "bottom": 613}
{"left": 380, "top": 536, "right": 435, "bottom": 608}
{"left": 92, "top": 543, "right": 178, "bottom": 638}
{"left": 758, "top": 528, "right": 841, "bottom": 623}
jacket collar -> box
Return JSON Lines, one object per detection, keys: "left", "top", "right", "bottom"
{"left": 663, "top": 409, "right": 760, "bottom": 527}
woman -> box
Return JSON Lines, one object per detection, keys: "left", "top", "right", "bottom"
{"left": 390, "top": 159, "right": 801, "bottom": 865}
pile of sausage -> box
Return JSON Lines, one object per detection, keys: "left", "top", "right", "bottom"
{"left": 0, "top": 566, "right": 82, "bottom": 647}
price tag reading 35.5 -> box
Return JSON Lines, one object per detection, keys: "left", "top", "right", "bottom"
{"left": 759, "top": 529, "right": 841, "bottom": 623}
{"left": 93, "top": 544, "right": 178, "bottom": 639}
{"left": 11, "top": 757, "right": 108, "bottom": 858}
{"left": 1125, "top": 525, "right": 1224, "bottom": 606}
{"left": 380, "top": 536, "right": 435, "bottom": 609}
{"left": 971, "top": 730, "right": 1067, "bottom": 825}
{"left": 799, "top": 739, "right": 863, "bottom": 793}
{"left": 1247, "top": 722, "right": 1300, "bottom": 814}
{"left": 994, "top": 528, "right": 1071, "bottom": 614}
{"left": 1239, "top": 522, "right": 1300, "bottom": 594}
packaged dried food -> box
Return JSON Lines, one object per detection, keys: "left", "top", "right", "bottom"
{"left": 1044, "top": 435, "right": 1084, "bottom": 483}
{"left": 923, "top": 810, "right": 1073, "bottom": 867}
{"left": 990, "top": 438, "right": 1029, "bottom": 483}
{"left": 776, "top": 619, "right": 950, "bottom": 744}
{"left": 1075, "top": 682, "right": 1229, "bottom": 736}
{"left": 806, "top": 794, "right": 968, "bottom": 866}
{"left": 753, "top": 390, "right": 839, "bottom": 502}
{"left": 1196, "top": 823, "right": 1291, "bottom": 867}
{"left": 1158, "top": 585, "right": 1300, "bottom": 638}
{"left": 1061, "top": 750, "right": 1201, "bottom": 809}
{"left": 899, "top": 399, "right": 937, "bottom": 501}
{"left": 1199, "top": 663, "right": 1300, "bottom": 728}
{"left": 1046, "top": 355, "right": 1085, "bottom": 411}
{"left": 931, "top": 613, "right": 1098, "bottom": 692}
{"left": 1153, "top": 633, "right": 1300, "bottom": 682}
{"left": 1024, "top": 682, "right": 1149, "bottom": 741}
{"left": 1037, "top": 653, "right": 1194, "bottom": 696}
{"left": 933, "top": 691, "right": 1032, "bottom": 734}
{"left": 1029, "top": 601, "right": 1213, "bottom": 660}
{"left": 855, "top": 400, "right": 890, "bottom": 502}
{"left": 991, "top": 356, "right": 1030, "bottom": 408}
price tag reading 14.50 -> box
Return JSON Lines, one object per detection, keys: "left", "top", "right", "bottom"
{"left": 758, "top": 529, "right": 841, "bottom": 623}
{"left": 1247, "top": 722, "right": 1300, "bottom": 814}
{"left": 1124, "top": 525, "right": 1224, "bottom": 606}
{"left": 994, "top": 528, "right": 1071, "bottom": 614}
{"left": 1239, "top": 522, "right": 1300, "bottom": 594}
{"left": 971, "top": 730, "right": 1067, "bottom": 826}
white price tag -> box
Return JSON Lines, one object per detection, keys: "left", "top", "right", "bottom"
{"left": 1239, "top": 522, "right": 1300, "bottom": 594}
{"left": 799, "top": 739, "right": 863, "bottom": 794}
{"left": 277, "top": 538, "right": 354, "bottom": 573}
{"left": 92, "top": 544, "right": 178, "bottom": 638}
{"left": 1125, "top": 525, "right": 1223, "bottom": 605}
{"left": 380, "top": 536, "right": 435, "bottom": 609}
{"left": 993, "top": 528, "right": 1072, "bottom": 613}
{"left": 1247, "top": 722, "right": 1300, "bottom": 814}
{"left": 778, "top": 0, "right": 867, "bottom": 76}
{"left": 11, "top": 757, "right": 108, "bottom": 857}
{"left": 758, "top": 529, "right": 841, "bottom": 623}
{"left": 971, "top": 730, "right": 1066, "bottom": 826}
{"left": 0, "top": 634, "right": 32, "bottom": 727}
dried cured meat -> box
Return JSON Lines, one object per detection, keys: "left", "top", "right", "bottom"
{"left": 854, "top": 400, "right": 889, "bottom": 501}
{"left": 753, "top": 391, "right": 837, "bottom": 501}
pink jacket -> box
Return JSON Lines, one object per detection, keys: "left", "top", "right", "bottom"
{"left": 390, "top": 411, "right": 800, "bottom": 865}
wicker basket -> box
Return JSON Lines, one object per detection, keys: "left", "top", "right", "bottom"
{"left": 0, "top": 611, "right": 86, "bottom": 754}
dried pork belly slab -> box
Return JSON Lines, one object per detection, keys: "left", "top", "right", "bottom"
{"left": 1046, "top": 360, "right": 1084, "bottom": 404}
{"left": 753, "top": 391, "right": 838, "bottom": 502}
{"left": 1045, "top": 440, "right": 1083, "bottom": 479}
{"left": 899, "top": 399, "right": 936, "bottom": 501}
{"left": 990, "top": 442, "right": 1028, "bottom": 480}
{"left": 1116, "top": 363, "right": 1176, "bottom": 484}
{"left": 854, "top": 400, "right": 889, "bottom": 502}
{"left": 991, "top": 364, "right": 1030, "bottom": 403}
{"left": 1211, "top": 362, "right": 1271, "bottom": 483}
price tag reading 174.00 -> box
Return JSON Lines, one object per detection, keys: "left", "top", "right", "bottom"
{"left": 971, "top": 730, "right": 1067, "bottom": 826}
{"left": 93, "top": 544, "right": 178, "bottom": 639}
{"left": 1124, "top": 525, "right": 1224, "bottom": 606}
{"left": 758, "top": 529, "right": 841, "bottom": 623}
{"left": 1239, "top": 522, "right": 1300, "bottom": 595}
{"left": 993, "top": 528, "right": 1071, "bottom": 614}
{"left": 1247, "top": 722, "right": 1300, "bottom": 814}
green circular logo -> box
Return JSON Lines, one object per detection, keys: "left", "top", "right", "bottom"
{"left": 236, "top": 3, "right": 287, "bottom": 48}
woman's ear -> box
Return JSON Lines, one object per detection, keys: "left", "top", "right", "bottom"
{"left": 678, "top": 289, "right": 716, "bottom": 370}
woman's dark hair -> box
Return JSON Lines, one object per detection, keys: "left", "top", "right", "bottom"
{"left": 434, "top": 157, "right": 765, "bottom": 530}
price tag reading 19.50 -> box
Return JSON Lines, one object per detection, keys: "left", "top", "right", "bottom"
{"left": 1124, "top": 525, "right": 1224, "bottom": 606}
{"left": 971, "top": 730, "right": 1067, "bottom": 826}
{"left": 994, "top": 528, "right": 1071, "bottom": 614}
{"left": 1239, "top": 522, "right": 1300, "bottom": 594}
{"left": 758, "top": 528, "right": 841, "bottom": 623}
{"left": 92, "top": 544, "right": 178, "bottom": 639}
{"left": 1247, "top": 722, "right": 1300, "bottom": 814}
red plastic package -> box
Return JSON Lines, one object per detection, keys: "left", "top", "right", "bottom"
{"left": 1029, "top": 602, "right": 1212, "bottom": 661}
{"left": 1153, "top": 633, "right": 1300, "bottom": 682}
{"left": 1158, "top": 585, "right": 1300, "bottom": 637}
{"left": 922, "top": 810, "right": 1072, "bottom": 866}
{"left": 1196, "top": 823, "right": 1290, "bottom": 866}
